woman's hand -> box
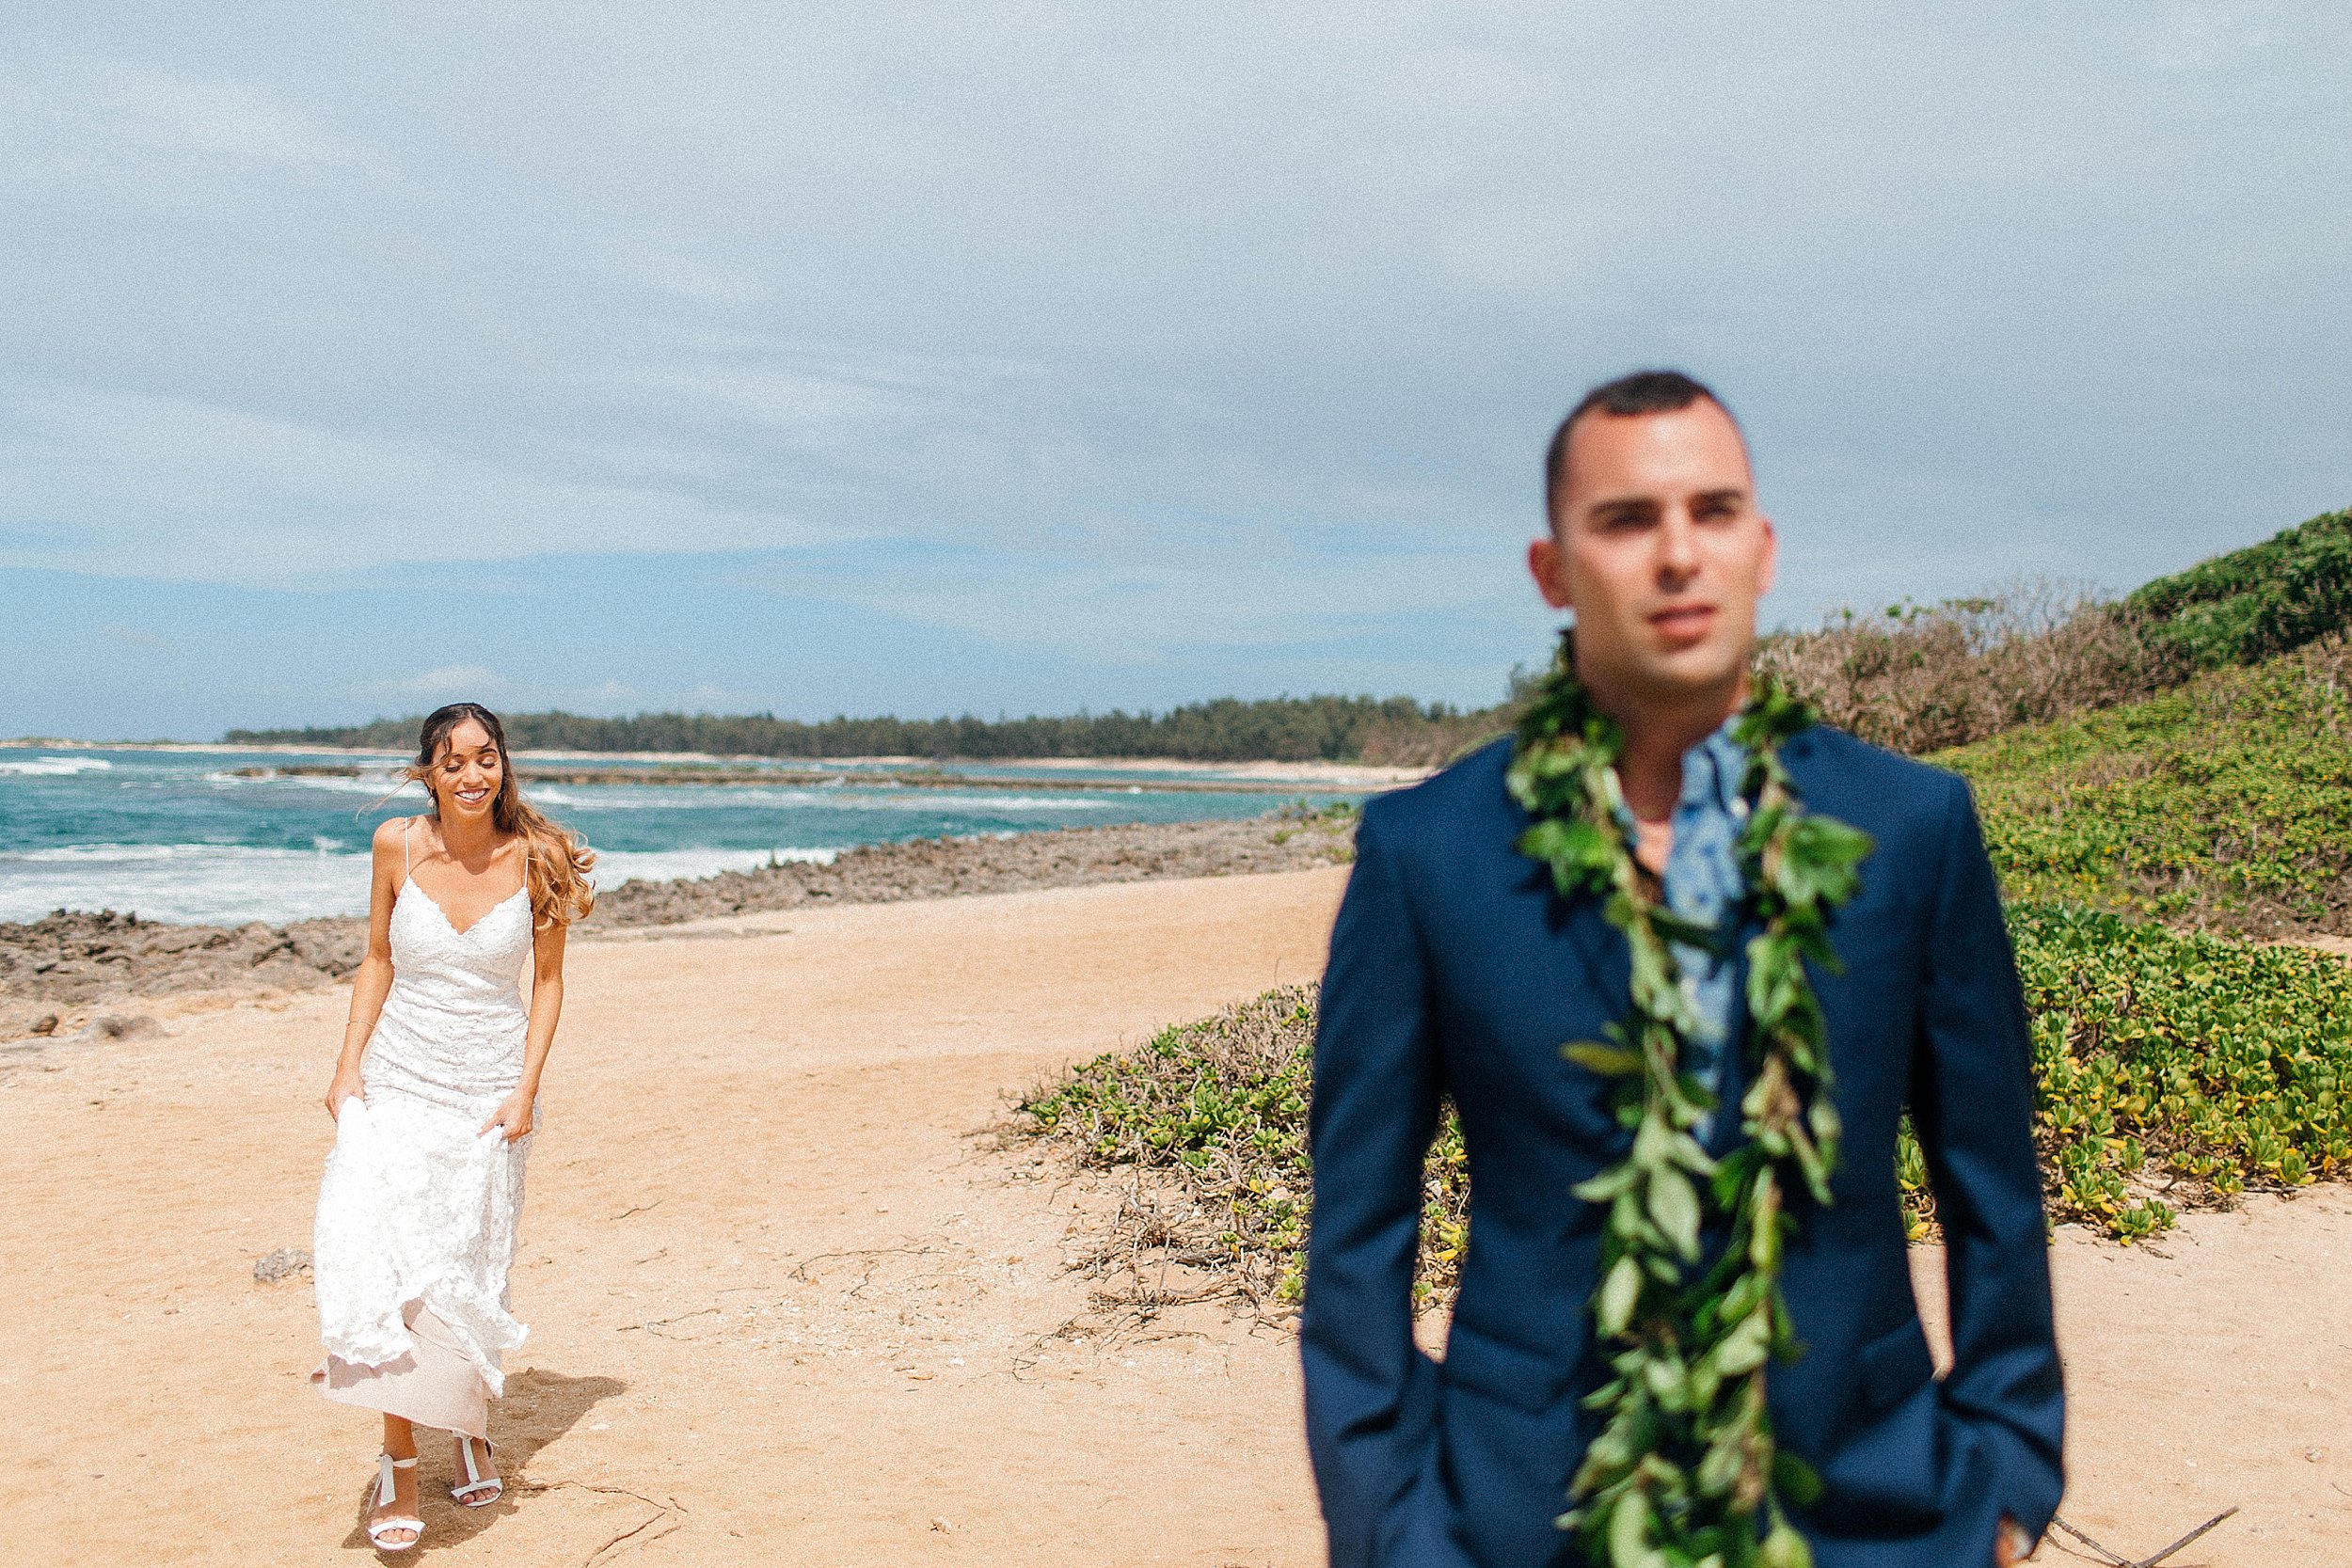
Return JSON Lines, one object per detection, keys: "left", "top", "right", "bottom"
{"left": 324, "top": 1070, "right": 365, "bottom": 1121}
{"left": 480, "top": 1091, "right": 534, "bottom": 1143}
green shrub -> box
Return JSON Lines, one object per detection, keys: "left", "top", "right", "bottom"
{"left": 2127, "top": 507, "right": 2352, "bottom": 669}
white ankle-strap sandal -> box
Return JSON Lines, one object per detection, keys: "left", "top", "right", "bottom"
{"left": 368, "top": 1453, "right": 424, "bottom": 1551}
{"left": 451, "top": 1436, "right": 501, "bottom": 1508}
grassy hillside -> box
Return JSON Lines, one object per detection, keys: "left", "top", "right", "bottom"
{"left": 1952, "top": 639, "right": 2352, "bottom": 937}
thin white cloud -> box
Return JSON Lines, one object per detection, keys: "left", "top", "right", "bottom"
{"left": 0, "top": 385, "right": 863, "bottom": 578}
{"left": 0, "top": 55, "right": 379, "bottom": 195}
{"left": 600, "top": 230, "right": 773, "bottom": 308}
{"left": 373, "top": 664, "right": 507, "bottom": 699}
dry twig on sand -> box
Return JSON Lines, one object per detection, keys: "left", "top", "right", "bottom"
{"left": 2049, "top": 1507, "right": 2238, "bottom": 1567}
{"left": 510, "top": 1478, "right": 686, "bottom": 1565}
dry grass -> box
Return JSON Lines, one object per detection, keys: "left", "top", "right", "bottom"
{"left": 1354, "top": 710, "right": 1509, "bottom": 768}
{"left": 1354, "top": 581, "right": 2197, "bottom": 768}
{"left": 1758, "top": 580, "right": 2188, "bottom": 754}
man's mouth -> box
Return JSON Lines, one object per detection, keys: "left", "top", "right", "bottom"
{"left": 1648, "top": 604, "right": 1718, "bottom": 642}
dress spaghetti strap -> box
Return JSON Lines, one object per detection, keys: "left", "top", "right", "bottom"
{"left": 403, "top": 816, "right": 414, "bottom": 880}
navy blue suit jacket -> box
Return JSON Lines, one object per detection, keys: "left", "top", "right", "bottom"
{"left": 1300, "top": 730, "right": 2064, "bottom": 1567}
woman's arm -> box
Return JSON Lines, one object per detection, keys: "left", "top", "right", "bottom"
{"left": 482, "top": 913, "right": 566, "bottom": 1142}
{"left": 323, "top": 817, "right": 407, "bottom": 1119}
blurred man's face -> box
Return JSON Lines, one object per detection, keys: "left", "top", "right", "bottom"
{"left": 1529, "top": 398, "right": 1775, "bottom": 713}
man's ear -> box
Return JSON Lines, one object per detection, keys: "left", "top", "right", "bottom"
{"left": 1756, "top": 514, "right": 1778, "bottom": 599}
{"left": 1529, "top": 533, "right": 1575, "bottom": 611}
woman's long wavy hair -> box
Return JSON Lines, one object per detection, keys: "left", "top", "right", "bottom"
{"left": 402, "top": 703, "right": 596, "bottom": 929}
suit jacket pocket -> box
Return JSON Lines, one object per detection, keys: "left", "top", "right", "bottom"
{"left": 1859, "top": 1317, "right": 1936, "bottom": 1412}
{"left": 1440, "top": 1322, "right": 1568, "bottom": 1417}
{"left": 1811, "top": 1317, "right": 1947, "bottom": 1531}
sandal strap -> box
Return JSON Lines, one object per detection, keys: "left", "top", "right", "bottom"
{"left": 373, "top": 1452, "right": 420, "bottom": 1506}
{"left": 453, "top": 1435, "right": 497, "bottom": 1484}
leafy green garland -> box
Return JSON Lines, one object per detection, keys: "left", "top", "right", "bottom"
{"left": 1504, "top": 631, "right": 1873, "bottom": 1568}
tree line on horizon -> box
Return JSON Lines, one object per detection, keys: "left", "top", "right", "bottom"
{"left": 225, "top": 692, "right": 1502, "bottom": 766}
{"left": 228, "top": 506, "right": 2348, "bottom": 765}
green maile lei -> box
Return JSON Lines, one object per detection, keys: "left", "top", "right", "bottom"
{"left": 1504, "top": 631, "right": 1873, "bottom": 1568}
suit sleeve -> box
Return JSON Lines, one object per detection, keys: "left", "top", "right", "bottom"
{"left": 1300, "top": 801, "right": 1449, "bottom": 1568}
{"left": 1912, "top": 775, "right": 2066, "bottom": 1539}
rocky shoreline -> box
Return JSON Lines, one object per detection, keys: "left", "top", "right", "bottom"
{"left": 0, "top": 809, "right": 1358, "bottom": 1041}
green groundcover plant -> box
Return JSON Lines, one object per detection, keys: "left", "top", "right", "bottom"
{"left": 1020, "top": 902, "right": 2352, "bottom": 1303}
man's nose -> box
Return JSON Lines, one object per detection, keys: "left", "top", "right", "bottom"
{"left": 1655, "top": 510, "right": 1702, "bottom": 580}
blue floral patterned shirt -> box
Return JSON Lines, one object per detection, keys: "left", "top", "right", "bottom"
{"left": 1616, "top": 718, "right": 1750, "bottom": 1137}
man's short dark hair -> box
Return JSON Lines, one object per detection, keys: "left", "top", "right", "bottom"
{"left": 1543, "top": 369, "right": 1732, "bottom": 523}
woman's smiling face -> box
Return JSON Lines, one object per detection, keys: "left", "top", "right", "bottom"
{"left": 429, "top": 717, "right": 503, "bottom": 825}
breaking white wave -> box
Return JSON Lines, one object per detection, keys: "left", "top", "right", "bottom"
{"left": 0, "top": 840, "right": 842, "bottom": 925}
{"left": 0, "top": 755, "right": 115, "bottom": 776}
{"left": 0, "top": 842, "right": 375, "bottom": 925}
{"left": 208, "top": 768, "right": 421, "bottom": 800}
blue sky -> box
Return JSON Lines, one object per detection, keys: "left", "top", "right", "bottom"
{"left": 5, "top": 4, "right": 2348, "bottom": 738}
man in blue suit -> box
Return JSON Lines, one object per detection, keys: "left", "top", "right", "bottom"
{"left": 1300, "top": 372, "right": 2063, "bottom": 1567}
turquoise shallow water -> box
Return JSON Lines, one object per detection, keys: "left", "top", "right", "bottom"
{"left": 0, "top": 748, "right": 1335, "bottom": 926}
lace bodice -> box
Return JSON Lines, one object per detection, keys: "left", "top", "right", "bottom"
{"left": 392, "top": 875, "right": 533, "bottom": 1006}
{"left": 364, "top": 875, "right": 534, "bottom": 1114}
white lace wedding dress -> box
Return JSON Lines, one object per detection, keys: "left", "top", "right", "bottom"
{"left": 311, "top": 849, "right": 536, "bottom": 1436}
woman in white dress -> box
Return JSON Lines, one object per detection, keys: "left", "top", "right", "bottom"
{"left": 311, "top": 703, "right": 595, "bottom": 1551}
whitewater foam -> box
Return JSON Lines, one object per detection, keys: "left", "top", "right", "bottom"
{"left": 0, "top": 842, "right": 841, "bottom": 926}
{"left": 0, "top": 755, "right": 114, "bottom": 776}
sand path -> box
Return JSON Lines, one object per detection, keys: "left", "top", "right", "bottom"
{"left": 1, "top": 867, "right": 2345, "bottom": 1565}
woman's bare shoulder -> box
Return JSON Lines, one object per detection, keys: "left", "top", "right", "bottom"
{"left": 370, "top": 816, "right": 420, "bottom": 855}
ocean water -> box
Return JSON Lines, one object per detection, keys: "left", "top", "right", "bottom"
{"left": 0, "top": 748, "right": 1341, "bottom": 927}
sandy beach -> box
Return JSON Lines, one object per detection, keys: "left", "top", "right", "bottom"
{"left": 3, "top": 867, "right": 2346, "bottom": 1565}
